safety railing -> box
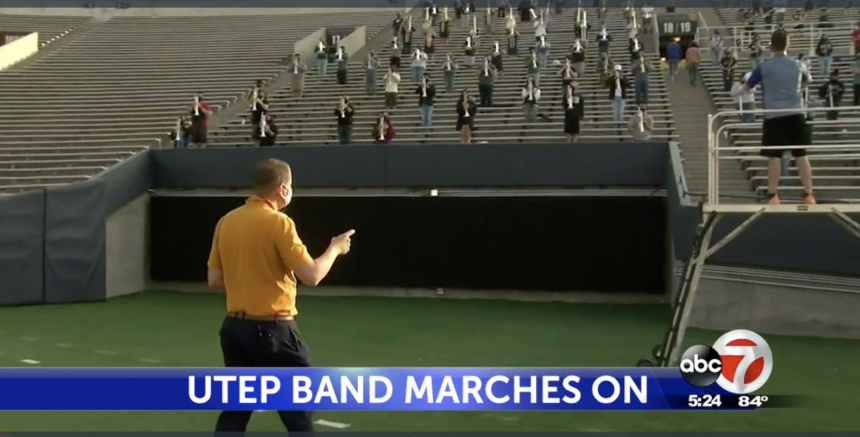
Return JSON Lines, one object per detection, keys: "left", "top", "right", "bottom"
{"left": 695, "top": 21, "right": 857, "bottom": 56}
{"left": 707, "top": 105, "right": 860, "bottom": 204}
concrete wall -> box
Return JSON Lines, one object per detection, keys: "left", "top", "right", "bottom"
{"left": 0, "top": 31, "right": 38, "bottom": 70}
{"left": 105, "top": 193, "right": 148, "bottom": 298}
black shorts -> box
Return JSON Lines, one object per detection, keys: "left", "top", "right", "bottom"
{"left": 760, "top": 114, "right": 809, "bottom": 158}
{"left": 190, "top": 126, "right": 207, "bottom": 144}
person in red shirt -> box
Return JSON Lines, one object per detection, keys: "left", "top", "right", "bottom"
{"left": 372, "top": 112, "right": 395, "bottom": 144}
{"left": 190, "top": 93, "right": 212, "bottom": 147}
{"left": 852, "top": 23, "right": 860, "bottom": 55}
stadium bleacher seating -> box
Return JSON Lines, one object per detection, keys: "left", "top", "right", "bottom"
{"left": 0, "top": 12, "right": 394, "bottom": 192}
{"left": 209, "top": 7, "right": 677, "bottom": 145}
{"left": 0, "top": 14, "right": 92, "bottom": 46}
{"left": 702, "top": 4, "right": 860, "bottom": 198}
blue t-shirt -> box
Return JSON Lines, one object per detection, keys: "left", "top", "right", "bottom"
{"left": 665, "top": 42, "right": 681, "bottom": 61}
{"left": 746, "top": 55, "right": 810, "bottom": 119}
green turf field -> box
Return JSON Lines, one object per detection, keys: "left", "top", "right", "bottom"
{"left": 0, "top": 291, "right": 858, "bottom": 431}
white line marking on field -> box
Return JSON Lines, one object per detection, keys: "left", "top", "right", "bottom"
{"left": 20, "top": 336, "right": 38, "bottom": 341}
{"left": 94, "top": 350, "right": 117, "bottom": 355}
{"left": 55, "top": 343, "right": 74, "bottom": 348}
{"left": 138, "top": 358, "right": 161, "bottom": 364}
{"left": 314, "top": 420, "right": 351, "bottom": 429}
{"left": 20, "top": 359, "right": 40, "bottom": 364}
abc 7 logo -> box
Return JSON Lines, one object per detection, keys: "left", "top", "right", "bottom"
{"left": 679, "top": 329, "right": 773, "bottom": 394}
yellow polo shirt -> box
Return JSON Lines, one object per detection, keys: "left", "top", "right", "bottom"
{"left": 208, "top": 196, "right": 314, "bottom": 317}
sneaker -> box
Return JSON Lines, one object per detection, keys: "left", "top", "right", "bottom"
{"left": 803, "top": 194, "right": 816, "bottom": 205}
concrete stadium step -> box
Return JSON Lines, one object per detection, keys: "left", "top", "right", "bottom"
{"left": 0, "top": 158, "right": 123, "bottom": 169}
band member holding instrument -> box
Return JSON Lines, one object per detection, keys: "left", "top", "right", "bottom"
{"left": 536, "top": 34, "right": 550, "bottom": 67}
{"left": 562, "top": 83, "right": 584, "bottom": 142}
{"left": 596, "top": 27, "right": 611, "bottom": 61}
{"left": 402, "top": 16, "right": 415, "bottom": 53}
{"left": 505, "top": 8, "right": 516, "bottom": 34}
{"left": 442, "top": 53, "right": 458, "bottom": 92}
{"left": 439, "top": 7, "right": 450, "bottom": 39}
{"left": 483, "top": 6, "right": 493, "bottom": 35}
{"left": 629, "top": 32, "right": 642, "bottom": 60}
{"left": 170, "top": 116, "right": 191, "bottom": 149}
{"left": 574, "top": 8, "right": 591, "bottom": 39}
{"left": 477, "top": 56, "right": 496, "bottom": 107}
{"left": 606, "top": 64, "right": 630, "bottom": 125}
{"left": 641, "top": 3, "right": 654, "bottom": 34}
{"left": 410, "top": 48, "right": 428, "bottom": 82}
{"left": 390, "top": 37, "right": 402, "bottom": 69}
{"left": 817, "top": 69, "right": 844, "bottom": 121}
{"left": 631, "top": 50, "right": 650, "bottom": 104}
{"left": 428, "top": 2, "right": 439, "bottom": 27}
{"left": 424, "top": 28, "right": 436, "bottom": 62}
{"left": 569, "top": 39, "right": 586, "bottom": 77}
{"left": 464, "top": 35, "right": 477, "bottom": 67}
{"left": 521, "top": 76, "right": 541, "bottom": 122}
{"left": 190, "top": 93, "right": 211, "bottom": 148}
{"left": 384, "top": 66, "right": 402, "bottom": 109}
{"left": 507, "top": 26, "right": 520, "bottom": 55}
{"left": 526, "top": 47, "right": 541, "bottom": 86}
{"left": 557, "top": 58, "right": 576, "bottom": 91}
{"left": 629, "top": 103, "right": 654, "bottom": 141}
{"left": 334, "top": 96, "right": 355, "bottom": 145}
{"left": 373, "top": 112, "right": 395, "bottom": 144}
{"left": 259, "top": 114, "right": 278, "bottom": 147}
{"left": 289, "top": 54, "right": 307, "bottom": 99}
{"left": 456, "top": 89, "right": 478, "bottom": 144}
{"left": 416, "top": 74, "right": 437, "bottom": 130}
{"left": 365, "top": 51, "right": 380, "bottom": 95}
{"left": 335, "top": 46, "right": 349, "bottom": 85}
{"left": 250, "top": 90, "right": 270, "bottom": 144}
{"left": 533, "top": 12, "right": 547, "bottom": 42}
{"left": 491, "top": 41, "right": 504, "bottom": 77}
{"left": 314, "top": 38, "right": 328, "bottom": 75}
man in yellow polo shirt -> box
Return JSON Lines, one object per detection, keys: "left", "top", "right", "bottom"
{"left": 207, "top": 158, "right": 354, "bottom": 433}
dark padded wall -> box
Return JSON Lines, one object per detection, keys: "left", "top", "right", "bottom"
{"left": 149, "top": 195, "right": 667, "bottom": 294}
{"left": 0, "top": 190, "right": 46, "bottom": 305}
{"left": 43, "top": 180, "right": 108, "bottom": 304}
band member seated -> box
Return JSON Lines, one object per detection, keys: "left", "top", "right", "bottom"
{"left": 521, "top": 76, "right": 541, "bottom": 122}
{"left": 424, "top": 28, "right": 436, "bottom": 62}
{"left": 562, "top": 83, "right": 584, "bottom": 143}
{"left": 384, "top": 66, "right": 402, "bottom": 109}
{"left": 415, "top": 74, "right": 437, "bottom": 130}
{"left": 477, "top": 57, "right": 497, "bottom": 106}
{"left": 629, "top": 103, "right": 654, "bottom": 141}
{"left": 259, "top": 114, "right": 278, "bottom": 147}
{"left": 334, "top": 96, "right": 355, "bottom": 145}
{"left": 490, "top": 41, "right": 504, "bottom": 77}
{"left": 390, "top": 37, "right": 403, "bottom": 69}
{"left": 439, "top": 7, "right": 450, "bottom": 38}
{"left": 373, "top": 112, "right": 395, "bottom": 144}
{"left": 314, "top": 38, "right": 328, "bottom": 75}
{"left": 170, "top": 116, "right": 192, "bottom": 149}
{"left": 189, "top": 93, "right": 211, "bottom": 148}
{"left": 507, "top": 26, "right": 520, "bottom": 55}
{"left": 464, "top": 35, "right": 477, "bottom": 67}
{"left": 557, "top": 58, "right": 577, "bottom": 91}
{"left": 442, "top": 53, "right": 459, "bottom": 92}
{"left": 249, "top": 89, "right": 270, "bottom": 142}
{"left": 289, "top": 54, "right": 307, "bottom": 98}
{"left": 335, "top": 45, "right": 349, "bottom": 85}
{"left": 456, "top": 89, "right": 478, "bottom": 144}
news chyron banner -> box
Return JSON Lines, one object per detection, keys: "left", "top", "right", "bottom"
{"left": 0, "top": 330, "right": 776, "bottom": 411}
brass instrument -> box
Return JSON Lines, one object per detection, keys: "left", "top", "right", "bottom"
{"left": 366, "top": 53, "right": 374, "bottom": 68}
{"left": 174, "top": 118, "right": 182, "bottom": 141}
{"left": 639, "top": 57, "right": 646, "bottom": 73}
{"left": 378, "top": 117, "right": 386, "bottom": 141}
{"left": 573, "top": 39, "right": 583, "bottom": 52}
{"left": 599, "top": 27, "right": 608, "bottom": 40}
{"left": 615, "top": 73, "right": 621, "bottom": 93}
{"left": 529, "top": 8, "right": 537, "bottom": 20}
{"left": 443, "top": 7, "right": 449, "bottom": 21}
{"left": 406, "top": 15, "right": 413, "bottom": 39}
{"left": 251, "top": 88, "right": 258, "bottom": 111}
{"left": 527, "top": 81, "right": 534, "bottom": 101}
{"left": 580, "top": 9, "right": 588, "bottom": 41}
{"left": 421, "top": 77, "right": 428, "bottom": 97}
{"left": 563, "top": 59, "right": 572, "bottom": 78}
{"left": 631, "top": 9, "right": 638, "bottom": 29}
{"left": 567, "top": 86, "right": 574, "bottom": 109}
{"left": 193, "top": 95, "right": 200, "bottom": 116}
{"left": 530, "top": 51, "right": 538, "bottom": 68}
{"left": 637, "top": 108, "right": 645, "bottom": 132}
{"left": 633, "top": 37, "right": 641, "bottom": 52}
{"left": 338, "top": 98, "right": 347, "bottom": 118}
{"left": 337, "top": 47, "right": 344, "bottom": 61}
{"left": 293, "top": 59, "right": 299, "bottom": 74}
{"left": 393, "top": 37, "right": 399, "bottom": 50}
{"left": 317, "top": 41, "right": 325, "bottom": 52}
{"left": 472, "top": 15, "right": 477, "bottom": 34}
{"left": 444, "top": 55, "right": 453, "bottom": 70}
{"left": 462, "top": 98, "right": 471, "bottom": 118}
{"left": 466, "top": 35, "right": 473, "bottom": 50}
{"left": 260, "top": 115, "right": 268, "bottom": 138}
{"left": 493, "top": 41, "right": 500, "bottom": 54}
{"left": 423, "top": 8, "right": 432, "bottom": 29}
{"left": 539, "top": 35, "right": 546, "bottom": 48}
{"left": 483, "top": 57, "right": 490, "bottom": 75}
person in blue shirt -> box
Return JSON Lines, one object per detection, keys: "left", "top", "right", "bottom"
{"left": 741, "top": 30, "right": 816, "bottom": 205}
{"left": 665, "top": 38, "right": 682, "bottom": 82}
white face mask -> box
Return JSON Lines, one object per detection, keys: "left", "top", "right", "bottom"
{"left": 280, "top": 184, "right": 293, "bottom": 210}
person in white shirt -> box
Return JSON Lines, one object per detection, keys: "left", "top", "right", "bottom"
{"left": 709, "top": 30, "right": 724, "bottom": 65}
{"left": 383, "top": 67, "right": 402, "bottom": 109}
{"left": 730, "top": 71, "right": 756, "bottom": 122}
{"left": 410, "top": 48, "right": 429, "bottom": 82}
{"left": 534, "top": 16, "right": 547, "bottom": 41}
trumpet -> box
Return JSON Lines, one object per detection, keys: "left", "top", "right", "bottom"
{"left": 193, "top": 95, "right": 200, "bottom": 116}
{"left": 413, "top": 48, "right": 422, "bottom": 60}
{"left": 530, "top": 51, "right": 538, "bottom": 68}
{"left": 174, "top": 118, "right": 182, "bottom": 141}
{"left": 615, "top": 74, "right": 621, "bottom": 93}
{"left": 377, "top": 117, "right": 386, "bottom": 141}
{"left": 431, "top": 5, "right": 437, "bottom": 15}
{"left": 260, "top": 115, "right": 268, "bottom": 138}
{"left": 317, "top": 41, "right": 325, "bottom": 52}
{"left": 443, "top": 7, "right": 449, "bottom": 21}
{"left": 566, "top": 86, "right": 574, "bottom": 109}
{"left": 472, "top": 15, "right": 477, "bottom": 34}
{"left": 631, "top": 10, "right": 638, "bottom": 29}
{"left": 251, "top": 88, "right": 258, "bottom": 111}
{"left": 466, "top": 35, "right": 472, "bottom": 49}
{"left": 563, "top": 59, "right": 572, "bottom": 78}
{"left": 393, "top": 37, "right": 399, "bottom": 50}
{"left": 573, "top": 39, "right": 582, "bottom": 51}
{"left": 462, "top": 98, "right": 471, "bottom": 118}
{"left": 529, "top": 8, "right": 537, "bottom": 20}
{"left": 407, "top": 15, "right": 413, "bottom": 36}
{"left": 425, "top": 6, "right": 430, "bottom": 22}
{"left": 633, "top": 38, "right": 641, "bottom": 52}
{"left": 637, "top": 109, "right": 645, "bottom": 132}
{"left": 338, "top": 98, "right": 347, "bottom": 118}
{"left": 639, "top": 57, "right": 646, "bottom": 73}
{"left": 421, "top": 78, "right": 428, "bottom": 97}
{"left": 493, "top": 41, "right": 500, "bottom": 54}
{"left": 539, "top": 35, "right": 546, "bottom": 48}
{"left": 527, "top": 82, "right": 534, "bottom": 101}
{"left": 483, "top": 57, "right": 490, "bottom": 75}
{"left": 336, "top": 47, "right": 344, "bottom": 61}
{"left": 581, "top": 10, "right": 588, "bottom": 40}
{"left": 293, "top": 60, "right": 299, "bottom": 74}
